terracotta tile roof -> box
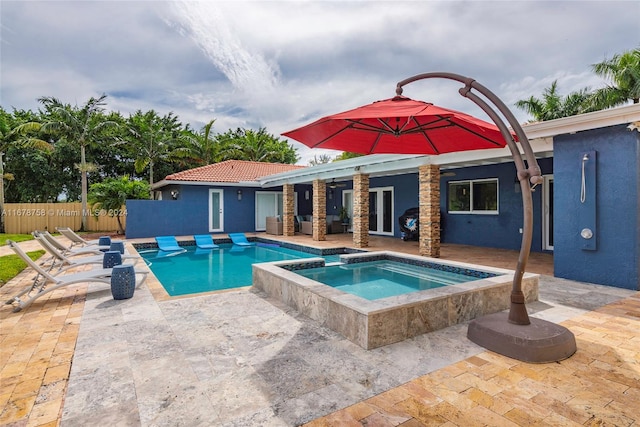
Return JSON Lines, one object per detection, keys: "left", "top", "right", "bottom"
{"left": 164, "top": 160, "right": 305, "bottom": 183}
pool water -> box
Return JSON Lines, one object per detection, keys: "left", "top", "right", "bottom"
{"left": 139, "top": 243, "right": 332, "bottom": 296}
{"left": 295, "top": 260, "right": 484, "bottom": 300}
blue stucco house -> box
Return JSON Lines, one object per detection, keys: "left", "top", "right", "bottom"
{"left": 127, "top": 104, "right": 640, "bottom": 290}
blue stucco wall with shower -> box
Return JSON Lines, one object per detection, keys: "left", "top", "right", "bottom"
{"left": 553, "top": 124, "right": 639, "bottom": 290}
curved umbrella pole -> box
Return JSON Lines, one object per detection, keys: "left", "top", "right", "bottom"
{"left": 396, "top": 73, "right": 576, "bottom": 362}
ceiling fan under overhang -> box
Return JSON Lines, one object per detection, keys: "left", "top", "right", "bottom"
{"left": 327, "top": 179, "right": 347, "bottom": 189}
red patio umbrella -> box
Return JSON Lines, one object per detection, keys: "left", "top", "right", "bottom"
{"left": 282, "top": 72, "right": 576, "bottom": 363}
{"left": 282, "top": 95, "right": 511, "bottom": 155}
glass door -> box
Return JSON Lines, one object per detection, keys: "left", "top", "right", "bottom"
{"left": 209, "top": 189, "right": 224, "bottom": 232}
{"left": 255, "top": 192, "right": 283, "bottom": 230}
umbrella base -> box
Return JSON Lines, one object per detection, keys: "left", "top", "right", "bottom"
{"left": 467, "top": 312, "right": 577, "bottom": 363}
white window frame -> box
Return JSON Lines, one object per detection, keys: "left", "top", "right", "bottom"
{"left": 447, "top": 178, "right": 499, "bottom": 215}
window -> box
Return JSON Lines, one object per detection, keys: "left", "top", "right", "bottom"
{"left": 448, "top": 179, "right": 498, "bottom": 214}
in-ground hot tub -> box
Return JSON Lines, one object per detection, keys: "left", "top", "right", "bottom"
{"left": 252, "top": 251, "right": 538, "bottom": 349}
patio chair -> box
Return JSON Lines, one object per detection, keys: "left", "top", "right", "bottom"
{"left": 194, "top": 234, "right": 219, "bottom": 250}
{"left": 33, "top": 232, "right": 141, "bottom": 272}
{"left": 55, "top": 227, "right": 110, "bottom": 250}
{"left": 4, "top": 240, "right": 148, "bottom": 312}
{"left": 155, "top": 236, "right": 187, "bottom": 255}
{"left": 228, "top": 233, "right": 255, "bottom": 246}
{"left": 36, "top": 230, "right": 104, "bottom": 257}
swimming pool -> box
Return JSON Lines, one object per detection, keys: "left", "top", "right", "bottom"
{"left": 138, "top": 243, "right": 342, "bottom": 296}
{"left": 294, "top": 260, "right": 490, "bottom": 300}
{"left": 253, "top": 251, "right": 539, "bottom": 349}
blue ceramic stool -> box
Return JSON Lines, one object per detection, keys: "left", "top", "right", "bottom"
{"left": 110, "top": 265, "right": 135, "bottom": 300}
{"left": 103, "top": 250, "right": 122, "bottom": 268}
{"left": 110, "top": 241, "right": 125, "bottom": 254}
{"left": 98, "top": 236, "right": 112, "bottom": 246}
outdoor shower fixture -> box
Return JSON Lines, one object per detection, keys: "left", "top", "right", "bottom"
{"left": 396, "top": 72, "right": 576, "bottom": 362}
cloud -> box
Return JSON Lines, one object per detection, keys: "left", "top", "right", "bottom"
{"left": 1, "top": 0, "right": 638, "bottom": 166}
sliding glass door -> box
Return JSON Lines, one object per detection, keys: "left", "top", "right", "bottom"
{"left": 255, "top": 191, "right": 283, "bottom": 230}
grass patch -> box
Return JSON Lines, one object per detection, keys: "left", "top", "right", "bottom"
{"left": 1, "top": 233, "right": 34, "bottom": 246}
{"left": 0, "top": 250, "right": 45, "bottom": 288}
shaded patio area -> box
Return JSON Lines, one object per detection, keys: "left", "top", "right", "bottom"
{"left": 1, "top": 235, "right": 637, "bottom": 426}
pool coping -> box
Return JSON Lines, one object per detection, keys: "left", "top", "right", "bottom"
{"left": 252, "top": 250, "right": 539, "bottom": 349}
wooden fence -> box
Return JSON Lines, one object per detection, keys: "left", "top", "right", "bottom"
{"left": 2, "top": 203, "right": 125, "bottom": 234}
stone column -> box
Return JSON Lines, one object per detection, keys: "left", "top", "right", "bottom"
{"left": 352, "top": 173, "right": 369, "bottom": 248}
{"left": 312, "top": 179, "right": 326, "bottom": 241}
{"left": 283, "top": 183, "right": 295, "bottom": 236}
{"left": 419, "top": 164, "right": 440, "bottom": 257}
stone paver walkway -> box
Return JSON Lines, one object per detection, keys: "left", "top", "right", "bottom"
{"left": 0, "top": 236, "right": 638, "bottom": 426}
{"left": 305, "top": 292, "right": 640, "bottom": 426}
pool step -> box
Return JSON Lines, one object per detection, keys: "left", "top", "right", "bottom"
{"left": 376, "top": 263, "right": 466, "bottom": 286}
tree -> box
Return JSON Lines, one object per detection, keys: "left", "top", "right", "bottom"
{"left": 88, "top": 176, "right": 150, "bottom": 234}
{"left": 0, "top": 108, "right": 54, "bottom": 230}
{"left": 515, "top": 81, "right": 594, "bottom": 122}
{"left": 308, "top": 154, "right": 333, "bottom": 166}
{"left": 591, "top": 47, "right": 640, "bottom": 108}
{"left": 217, "top": 128, "right": 298, "bottom": 164}
{"left": 126, "top": 110, "right": 184, "bottom": 187}
{"left": 180, "top": 119, "right": 219, "bottom": 166}
{"left": 333, "top": 152, "right": 363, "bottom": 162}
{"left": 36, "top": 95, "right": 119, "bottom": 230}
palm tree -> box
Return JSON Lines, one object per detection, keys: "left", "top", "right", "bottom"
{"left": 1, "top": 109, "right": 54, "bottom": 232}
{"left": 36, "top": 95, "right": 118, "bottom": 230}
{"left": 126, "top": 110, "right": 183, "bottom": 187}
{"left": 515, "top": 81, "right": 594, "bottom": 122}
{"left": 218, "top": 128, "right": 298, "bottom": 163}
{"left": 590, "top": 47, "right": 640, "bottom": 108}
{"left": 180, "top": 119, "right": 219, "bottom": 165}
{"left": 88, "top": 176, "right": 149, "bottom": 234}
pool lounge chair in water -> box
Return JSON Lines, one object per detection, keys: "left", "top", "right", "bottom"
{"left": 4, "top": 240, "right": 148, "bottom": 312}
{"left": 194, "top": 234, "right": 219, "bottom": 250}
{"left": 228, "top": 233, "right": 255, "bottom": 246}
{"left": 155, "top": 236, "right": 187, "bottom": 256}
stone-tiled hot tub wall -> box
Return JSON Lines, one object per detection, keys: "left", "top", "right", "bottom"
{"left": 252, "top": 251, "right": 538, "bottom": 349}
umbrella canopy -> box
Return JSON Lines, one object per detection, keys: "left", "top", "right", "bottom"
{"left": 283, "top": 95, "right": 511, "bottom": 155}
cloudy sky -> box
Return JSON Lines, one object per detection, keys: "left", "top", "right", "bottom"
{"left": 1, "top": 1, "right": 638, "bottom": 165}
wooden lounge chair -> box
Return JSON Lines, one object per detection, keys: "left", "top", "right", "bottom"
{"left": 228, "top": 233, "right": 255, "bottom": 246}
{"left": 4, "top": 240, "right": 148, "bottom": 312}
{"left": 194, "top": 235, "right": 219, "bottom": 250}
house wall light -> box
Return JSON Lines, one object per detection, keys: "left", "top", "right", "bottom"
{"left": 237, "top": 189, "right": 242, "bottom": 201}
{"left": 305, "top": 190, "right": 310, "bottom": 200}
{"left": 170, "top": 190, "right": 179, "bottom": 200}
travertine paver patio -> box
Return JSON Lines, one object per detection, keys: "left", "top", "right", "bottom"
{"left": 0, "top": 235, "right": 638, "bottom": 426}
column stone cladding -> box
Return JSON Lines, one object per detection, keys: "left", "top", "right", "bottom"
{"left": 312, "top": 179, "right": 326, "bottom": 241}
{"left": 352, "top": 173, "right": 369, "bottom": 248}
{"left": 283, "top": 183, "right": 295, "bottom": 236}
{"left": 419, "top": 164, "right": 441, "bottom": 257}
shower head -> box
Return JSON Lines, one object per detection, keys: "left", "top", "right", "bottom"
{"left": 582, "top": 154, "right": 589, "bottom": 161}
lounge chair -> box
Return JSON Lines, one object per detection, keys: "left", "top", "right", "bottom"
{"left": 4, "top": 240, "right": 148, "bottom": 312}
{"left": 36, "top": 230, "right": 104, "bottom": 257}
{"left": 194, "top": 234, "right": 219, "bottom": 249}
{"left": 55, "top": 227, "right": 110, "bottom": 250}
{"left": 228, "top": 233, "right": 255, "bottom": 246}
{"left": 155, "top": 236, "right": 187, "bottom": 255}
{"left": 34, "top": 232, "right": 141, "bottom": 272}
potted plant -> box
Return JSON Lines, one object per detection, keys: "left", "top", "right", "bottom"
{"left": 339, "top": 206, "right": 350, "bottom": 224}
